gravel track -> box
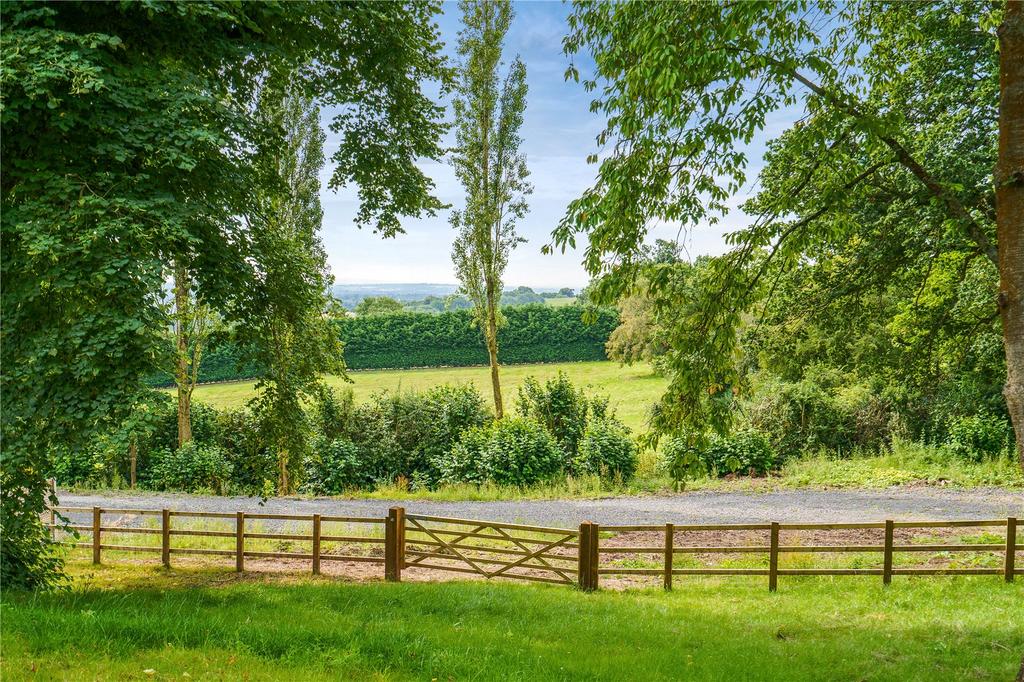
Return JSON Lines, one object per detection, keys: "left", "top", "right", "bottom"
{"left": 56, "top": 487, "right": 1024, "bottom": 530}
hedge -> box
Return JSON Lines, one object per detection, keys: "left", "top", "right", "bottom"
{"left": 148, "top": 304, "right": 618, "bottom": 385}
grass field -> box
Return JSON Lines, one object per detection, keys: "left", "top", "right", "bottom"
{"left": 180, "top": 360, "right": 666, "bottom": 434}
{"left": 3, "top": 563, "right": 1021, "bottom": 681}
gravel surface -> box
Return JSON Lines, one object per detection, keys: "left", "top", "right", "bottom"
{"left": 56, "top": 487, "right": 1024, "bottom": 530}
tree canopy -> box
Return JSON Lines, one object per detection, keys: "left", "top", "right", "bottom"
{"left": 0, "top": 0, "right": 450, "bottom": 588}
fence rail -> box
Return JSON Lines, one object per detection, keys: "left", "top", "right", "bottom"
{"left": 45, "top": 506, "right": 1021, "bottom": 592}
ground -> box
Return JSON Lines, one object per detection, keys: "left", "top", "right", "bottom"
{"left": 171, "top": 360, "right": 664, "bottom": 430}
{"left": 56, "top": 487, "right": 1024, "bottom": 529}
{"left": 2, "top": 564, "right": 1021, "bottom": 681}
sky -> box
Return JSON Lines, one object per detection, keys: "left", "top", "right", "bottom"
{"left": 317, "top": 2, "right": 782, "bottom": 290}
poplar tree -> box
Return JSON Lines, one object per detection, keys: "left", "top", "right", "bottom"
{"left": 450, "top": 0, "right": 532, "bottom": 418}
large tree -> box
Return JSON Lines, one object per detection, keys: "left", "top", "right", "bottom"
{"left": 450, "top": 0, "right": 532, "bottom": 418}
{"left": 1, "top": 0, "right": 449, "bottom": 588}
{"left": 238, "top": 84, "right": 344, "bottom": 495}
{"left": 556, "top": 1, "right": 1023, "bottom": 466}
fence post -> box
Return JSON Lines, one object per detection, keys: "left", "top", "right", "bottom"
{"left": 590, "top": 522, "right": 600, "bottom": 591}
{"left": 235, "top": 512, "right": 245, "bottom": 572}
{"left": 48, "top": 478, "right": 56, "bottom": 541}
{"left": 312, "top": 514, "right": 321, "bottom": 576}
{"left": 161, "top": 509, "right": 171, "bottom": 568}
{"left": 883, "top": 520, "right": 894, "bottom": 585}
{"left": 664, "top": 523, "right": 674, "bottom": 591}
{"left": 385, "top": 507, "right": 404, "bottom": 582}
{"left": 577, "top": 522, "right": 591, "bottom": 590}
{"left": 1006, "top": 517, "right": 1017, "bottom": 583}
{"left": 92, "top": 507, "right": 101, "bottom": 564}
{"left": 768, "top": 522, "right": 779, "bottom": 592}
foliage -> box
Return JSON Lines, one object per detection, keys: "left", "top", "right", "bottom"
{"left": 237, "top": 84, "right": 345, "bottom": 494}
{"left": 355, "top": 296, "right": 405, "bottom": 316}
{"left": 450, "top": 0, "right": 532, "bottom": 417}
{"left": 556, "top": 2, "right": 1015, "bottom": 463}
{"left": 513, "top": 371, "right": 609, "bottom": 457}
{"left": 439, "top": 417, "right": 563, "bottom": 487}
{"left": 661, "top": 430, "right": 776, "bottom": 484}
{"left": 301, "top": 437, "right": 373, "bottom": 495}
{"left": 1, "top": 0, "right": 449, "bottom": 588}
{"left": 574, "top": 418, "right": 638, "bottom": 481}
{"left": 945, "top": 414, "right": 1014, "bottom": 463}
{"left": 143, "top": 442, "right": 232, "bottom": 494}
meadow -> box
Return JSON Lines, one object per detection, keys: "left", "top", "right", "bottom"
{"left": 172, "top": 361, "right": 1024, "bottom": 494}
{"left": 2, "top": 562, "right": 1021, "bottom": 681}
{"left": 179, "top": 360, "right": 665, "bottom": 433}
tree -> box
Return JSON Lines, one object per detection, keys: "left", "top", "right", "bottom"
{"left": 237, "top": 84, "right": 344, "bottom": 495}
{"left": 556, "top": 2, "right": 1023, "bottom": 466}
{"left": 355, "top": 296, "right": 406, "bottom": 316}
{"left": 450, "top": 0, "right": 532, "bottom": 418}
{"left": 558, "top": 288, "right": 576, "bottom": 298}
{"left": 1, "top": 1, "right": 449, "bottom": 588}
{"left": 172, "top": 265, "right": 216, "bottom": 447}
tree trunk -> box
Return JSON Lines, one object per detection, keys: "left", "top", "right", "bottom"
{"left": 997, "top": 1, "right": 1024, "bottom": 470}
{"left": 485, "top": 281, "right": 503, "bottom": 418}
{"left": 174, "top": 262, "right": 193, "bottom": 448}
{"left": 278, "top": 451, "right": 290, "bottom": 495}
{"left": 129, "top": 439, "right": 137, "bottom": 489}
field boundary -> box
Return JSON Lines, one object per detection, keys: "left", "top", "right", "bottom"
{"left": 46, "top": 505, "right": 1021, "bottom": 592}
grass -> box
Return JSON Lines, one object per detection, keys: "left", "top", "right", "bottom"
{"left": 178, "top": 360, "right": 666, "bottom": 433}
{"left": 2, "top": 562, "right": 1022, "bottom": 681}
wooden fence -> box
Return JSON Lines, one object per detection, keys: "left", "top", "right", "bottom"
{"left": 46, "top": 506, "right": 1021, "bottom": 592}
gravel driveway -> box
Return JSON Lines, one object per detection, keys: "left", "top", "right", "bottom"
{"left": 56, "top": 487, "right": 1024, "bottom": 530}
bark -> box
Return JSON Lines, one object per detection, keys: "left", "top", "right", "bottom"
{"left": 129, "top": 439, "right": 137, "bottom": 489}
{"left": 278, "top": 451, "right": 290, "bottom": 495}
{"left": 174, "top": 262, "right": 193, "bottom": 447}
{"left": 485, "top": 279, "right": 504, "bottom": 418}
{"left": 997, "top": 1, "right": 1024, "bottom": 470}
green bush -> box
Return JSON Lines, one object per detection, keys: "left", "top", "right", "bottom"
{"left": 216, "top": 408, "right": 275, "bottom": 493}
{"left": 574, "top": 418, "right": 637, "bottom": 481}
{"left": 661, "top": 430, "right": 776, "bottom": 482}
{"left": 301, "top": 436, "right": 374, "bottom": 494}
{"left": 143, "top": 441, "right": 232, "bottom": 493}
{"left": 944, "top": 413, "right": 1013, "bottom": 462}
{"left": 514, "top": 371, "right": 609, "bottom": 457}
{"left": 146, "top": 305, "right": 619, "bottom": 383}
{"left": 438, "top": 418, "right": 563, "bottom": 487}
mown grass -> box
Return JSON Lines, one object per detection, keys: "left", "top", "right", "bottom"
{"left": 177, "top": 360, "right": 666, "bottom": 433}
{"left": 2, "top": 562, "right": 1021, "bottom": 681}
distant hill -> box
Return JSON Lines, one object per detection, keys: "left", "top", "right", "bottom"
{"left": 332, "top": 283, "right": 576, "bottom": 310}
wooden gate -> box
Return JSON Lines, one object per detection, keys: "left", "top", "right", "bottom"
{"left": 400, "top": 513, "right": 579, "bottom": 585}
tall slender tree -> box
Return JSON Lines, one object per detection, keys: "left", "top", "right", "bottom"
{"left": 450, "top": 0, "right": 532, "bottom": 418}
{"left": 171, "top": 263, "right": 215, "bottom": 447}
{"left": 237, "top": 84, "right": 344, "bottom": 495}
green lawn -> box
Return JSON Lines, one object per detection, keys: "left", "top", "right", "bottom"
{"left": 179, "top": 360, "right": 666, "bottom": 434}
{"left": 543, "top": 296, "right": 577, "bottom": 307}
{"left": 3, "top": 564, "right": 1021, "bottom": 681}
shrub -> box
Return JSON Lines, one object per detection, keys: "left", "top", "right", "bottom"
{"left": 700, "top": 430, "right": 776, "bottom": 476}
{"left": 944, "top": 413, "right": 1013, "bottom": 462}
{"left": 143, "top": 441, "right": 232, "bottom": 493}
{"left": 302, "top": 436, "right": 374, "bottom": 494}
{"left": 514, "top": 371, "right": 609, "bottom": 457}
{"left": 438, "top": 418, "right": 563, "bottom": 487}
{"left": 216, "top": 407, "right": 275, "bottom": 493}
{"left": 574, "top": 418, "right": 638, "bottom": 481}
{"left": 661, "top": 430, "right": 776, "bottom": 482}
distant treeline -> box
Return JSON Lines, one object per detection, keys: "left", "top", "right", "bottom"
{"left": 148, "top": 304, "right": 617, "bottom": 385}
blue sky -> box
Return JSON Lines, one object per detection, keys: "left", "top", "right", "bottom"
{"left": 318, "top": 1, "right": 776, "bottom": 290}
